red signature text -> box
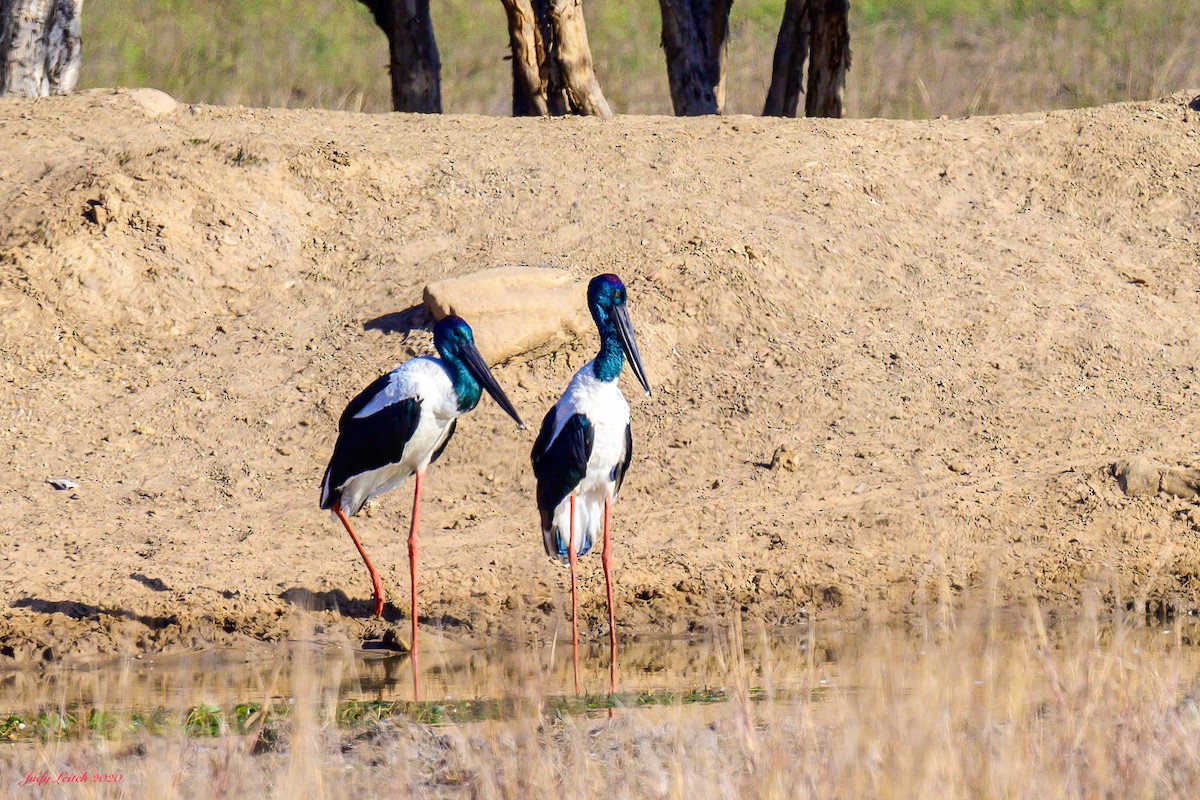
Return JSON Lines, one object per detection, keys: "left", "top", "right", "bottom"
{"left": 19, "top": 771, "right": 124, "bottom": 786}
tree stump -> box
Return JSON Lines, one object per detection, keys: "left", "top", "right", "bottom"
{"left": 0, "top": 0, "right": 81, "bottom": 98}
{"left": 763, "top": 0, "right": 850, "bottom": 118}
{"left": 658, "top": 0, "right": 732, "bottom": 116}
{"left": 358, "top": 0, "right": 441, "bottom": 113}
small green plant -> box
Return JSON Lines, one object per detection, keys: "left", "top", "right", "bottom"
{"left": 183, "top": 703, "right": 225, "bottom": 737}
{"left": 33, "top": 710, "right": 74, "bottom": 740}
{"left": 1, "top": 714, "right": 26, "bottom": 739}
{"left": 229, "top": 147, "right": 264, "bottom": 167}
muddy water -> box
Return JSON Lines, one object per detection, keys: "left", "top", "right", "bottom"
{"left": 0, "top": 626, "right": 834, "bottom": 713}
{"left": 3, "top": 616, "right": 1199, "bottom": 716}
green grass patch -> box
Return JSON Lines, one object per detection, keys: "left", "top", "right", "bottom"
{"left": 0, "top": 687, "right": 805, "bottom": 744}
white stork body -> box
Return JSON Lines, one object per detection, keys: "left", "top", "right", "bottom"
{"left": 318, "top": 315, "right": 524, "bottom": 701}
{"left": 320, "top": 357, "right": 459, "bottom": 517}
{"left": 539, "top": 360, "right": 631, "bottom": 562}
{"left": 530, "top": 273, "right": 650, "bottom": 697}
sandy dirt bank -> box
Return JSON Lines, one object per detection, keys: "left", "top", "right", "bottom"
{"left": 2, "top": 89, "right": 1200, "bottom": 663}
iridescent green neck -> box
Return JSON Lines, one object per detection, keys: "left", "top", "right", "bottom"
{"left": 592, "top": 326, "right": 624, "bottom": 383}
{"left": 442, "top": 355, "right": 481, "bottom": 412}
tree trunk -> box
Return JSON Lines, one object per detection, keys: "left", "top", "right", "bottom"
{"left": 763, "top": 0, "right": 850, "bottom": 118}
{"left": 762, "top": 0, "right": 807, "bottom": 117}
{"left": 531, "top": 0, "right": 568, "bottom": 114}
{"left": 547, "top": 0, "right": 611, "bottom": 117}
{"left": 805, "top": 0, "right": 850, "bottom": 118}
{"left": 357, "top": 0, "right": 441, "bottom": 113}
{"left": 500, "top": 0, "right": 549, "bottom": 116}
{"left": 0, "top": 0, "right": 81, "bottom": 98}
{"left": 658, "top": 0, "right": 732, "bottom": 116}
{"left": 502, "top": 0, "right": 610, "bottom": 117}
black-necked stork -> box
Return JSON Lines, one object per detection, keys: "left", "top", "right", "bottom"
{"left": 531, "top": 274, "right": 651, "bottom": 694}
{"left": 319, "top": 315, "right": 524, "bottom": 666}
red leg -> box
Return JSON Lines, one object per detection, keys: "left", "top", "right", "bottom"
{"left": 409, "top": 470, "right": 423, "bottom": 702}
{"left": 334, "top": 503, "right": 385, "bottom": 618}
{"left": 603, "top": 495, "right": 617, "bottom": 698}
{"left": 568, "top": 495, "right": 581, "bottom": 696}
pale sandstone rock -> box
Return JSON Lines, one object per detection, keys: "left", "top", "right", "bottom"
{"left": 771, "top": 445, "right": 800, "bottom": 472}
{"left": 1113, "top": 457, "right": 1162, "bottom": 497}
{"left": 423, "top": 266, "right": 590, "bottom": 365}
{"left": 1114, "top": 456, "right": 1200, "bottom": 501}
{"left": 1160, "top": 466, "right": 1200, "bottom": 500}
{"left": 125, "top": 88, "right": 177, "bottom": 117}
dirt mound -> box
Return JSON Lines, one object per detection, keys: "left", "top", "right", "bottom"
{"left": 2, "top": 88, "right": 1200, "bottom": 662}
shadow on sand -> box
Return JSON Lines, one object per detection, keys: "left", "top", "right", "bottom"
{"left": 363, "top": 304, "right": 433, "bottom": 337}
{"left": 11, "top": 597, "right": 178, "bottom": 629}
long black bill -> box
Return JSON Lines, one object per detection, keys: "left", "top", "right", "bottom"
{"left": 460, "top": 343, "right": 525, "bottom": 429}
{"left": 612, "top": 304, "right": 652, "bottom": 397}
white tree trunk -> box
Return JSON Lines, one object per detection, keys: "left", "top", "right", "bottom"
{"left": 500, "top": 0, "right": 610, "bottom": 118}
{"left": 0, "top": 0, "right": 82, "bottom": 98}
{"left": 547, "top": 0, "right": 611, "bottom": 117}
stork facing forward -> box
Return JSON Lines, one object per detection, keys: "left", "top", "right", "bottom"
{"left": 320, "top": 315, "right": 524, "bottom": 683}
{"left": 531, "top": 274, "right": 651, "bottom": 695}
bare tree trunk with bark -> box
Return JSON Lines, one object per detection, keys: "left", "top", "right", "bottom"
{"left": 763, "top": 0, "right": 850, "bottom": 118}
{"left": 0, "top": 0, "right": 81, "bottom": 98}
{"left": 532, "top": 0, "right": 569, "bottom": 114}
{"left": 804, "top": 0, "right": 849, "bottom": 117}
{"left": 500, "top": 0, "right": 549, "bottom": 115}
{"left": 501, "top": 0, "right": 610, "bottom": 117}
{"left": 358, "top": 0, "right": 441, "bottom": 113}
{"left": 762, "top": 0, "right": 807, "bottom": 117}
{"left": 547, "top": 0, "right": 611, "bottom": 116}
{"left": 658, "top": 0, "right": 732, "bottom": 116}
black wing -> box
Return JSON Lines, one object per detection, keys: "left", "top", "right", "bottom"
{"left": 612, "top": 422, "right": 633, "bottom": 497}
{"left": 337, "top": 372, "right": 394, "bottom": 430}
{"left": 320, "top": 395, "right": 422, "bottom": 510}
{"left": 530, "top": 405, "right": 558, "bottom": 471}
{"left": 531, "top": 411, "right": 594, "bottom": 533}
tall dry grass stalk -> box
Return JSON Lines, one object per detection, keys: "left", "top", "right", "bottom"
{"left": 3, "top": 600, "right": 1200, "bottom": 798}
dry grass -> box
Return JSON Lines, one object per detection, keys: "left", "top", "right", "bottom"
{"left": 79, "top": 1, "right": 1200, "bottom": 118}
{"left": 3, "top": 601, "right": 1200, "bottom": 798}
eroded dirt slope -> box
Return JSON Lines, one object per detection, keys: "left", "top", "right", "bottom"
{"left": 2, "top": 89, "right": 1200, "bottom": 661}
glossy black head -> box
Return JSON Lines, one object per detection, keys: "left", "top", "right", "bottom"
{"left": 432, "top": 315, "right": 476, "bottom": 355}
{"left": 587, "top": 274, "right": 627, "bottom": 319}
{"left": 586, "top": 274, "right": 651, "bottom": 396}
{"left": 433, "top": 315, "right": 524, "bottom": 428}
